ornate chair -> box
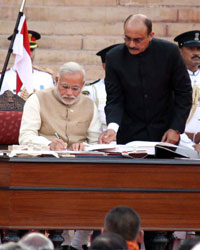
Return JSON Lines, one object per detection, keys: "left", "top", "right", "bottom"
{"left": 0, "top": 90, "right": 25, "bottom": 149}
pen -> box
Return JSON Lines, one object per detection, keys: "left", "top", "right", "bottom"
{"left": 54, "top": 132, "right": 67, "bottom": 150}
{"left": 55, "top": 132, "right": 61, "bottom": 139}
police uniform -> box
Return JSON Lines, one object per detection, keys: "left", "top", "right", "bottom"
{"left": 0, "top": 66, "right": 54, "bottom": 95}
{"left": 0, "top": 30, "right": 54, "bottom": 97}
{"left": 185, "top": 67, "right": 200, "bottom": 133}
{"left": 174, "top": 30, "right": 200, "bottom": 148}
{"left": 83, "top": 79, "right": 107, "bottom": 130}
{"left": 173, "top": 30, "right": 200, "bottom": 248}
{"left": 82, "top": 44, "right": 120, "bottom": 131}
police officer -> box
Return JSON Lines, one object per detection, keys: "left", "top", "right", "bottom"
{"left": 0, "top": 30, "right": 54, "bottom": 98}
{"left": 174, "top": 30, "right": 200, "bottom": 149}
{"left": 82, "top": 44, "right": 120, "bottom": 131}
{"left": 174, "top": 30, "right": 200, "bottom": 249}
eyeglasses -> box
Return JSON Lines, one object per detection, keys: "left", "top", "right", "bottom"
{"left": 124, "top": 35, "right": 147, "bottom": 44}
{"left": 59, "top": 83, "right": 81, "bottom": 92}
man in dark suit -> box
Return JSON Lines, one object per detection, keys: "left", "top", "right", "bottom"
{"left": 99, "top": 14, "right": 192, "bottom": 145}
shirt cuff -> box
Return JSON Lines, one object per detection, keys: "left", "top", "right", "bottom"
{"left": 31, "top": 136, "right": 51, "bottom": 146}
{"left": 107, "top": 123, "right": 119, "bottom": 133}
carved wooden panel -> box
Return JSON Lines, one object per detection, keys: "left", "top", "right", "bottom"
{"left": 0, "top": 90, "right": 25, "bottom": 111}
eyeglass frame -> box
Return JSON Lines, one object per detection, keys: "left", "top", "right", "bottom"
{"left": 58, "top": 82, "right": 82, "bottom": 92}
{"left": 123, "top": 34, "right": 150, "bottom": 44}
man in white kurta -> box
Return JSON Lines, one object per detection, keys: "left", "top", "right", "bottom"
{"left": 19, "top": 62, "right": 102, "bottom": 249}
{"left": 19, "top": 86, "right": 102, "bottom": 148}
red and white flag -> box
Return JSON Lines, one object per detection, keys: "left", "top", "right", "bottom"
{"left": 13, "top": 14, "right": 33, "bottom": 94}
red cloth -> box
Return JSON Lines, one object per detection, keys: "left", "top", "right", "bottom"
{"left": 127, "top": 241, "right": 140, "bottom": 250}
{"left": 0, "top": 111, "right": 23, "bottom": 144}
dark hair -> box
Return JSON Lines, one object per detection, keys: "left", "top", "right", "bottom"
{"left": 179, "top": 237, "right": 200, "bottom": 250}
{"left": 90, "top": 232, "right": 128, "bottom": 250}
{"left": 124, "top": 14, "right": 152, "bottom": 35}
{"left": 144, "top": 18, "right": 152, "bottom": 35}
{"left": 124, "top": 14, "right": 133, "bottom": 27}
{"left": 104, "top": 206, "right": 140, "bottom": 241}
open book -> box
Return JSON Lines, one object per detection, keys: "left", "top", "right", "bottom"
{"left": 84, "top": 141, "right": 199, "bottom": 159}
{"left": 84, "top": 141, "right": 165, "bottom": 155}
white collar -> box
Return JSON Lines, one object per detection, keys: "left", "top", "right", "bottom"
{"left": 188, "top": 68, "right": 200, "bottom": 77}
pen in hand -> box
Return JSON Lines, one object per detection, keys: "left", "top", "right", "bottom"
{"left": 52, "top": 132, "right": 67, "bottom": 150}
{"left": 55, "top": 132, "right": 61, "bottom": 139}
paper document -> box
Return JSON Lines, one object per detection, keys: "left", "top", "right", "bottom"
{"left": 125, "top": 141, "right": 159, "bottom": 155}
{"left": 84, "top": 141, "right": 199, "bottom": 159}
{"left": 84, "top": 144, "right": 137, "bottom": 153}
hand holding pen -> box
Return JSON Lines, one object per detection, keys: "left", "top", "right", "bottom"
{"left": 49, "top": 133, "right": 68, "bottom": 151}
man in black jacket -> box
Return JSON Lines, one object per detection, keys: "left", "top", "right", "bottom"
{"left": 99, "top": 14, "right": 192, "bottom": 145}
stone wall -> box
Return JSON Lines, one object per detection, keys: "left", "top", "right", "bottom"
{"left": 0, "top": 0, "right": 199, "bottom": 82}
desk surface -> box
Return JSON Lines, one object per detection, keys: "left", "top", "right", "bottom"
{"left": 6, "top": 156, "right": 200, "bottom": 164}
{"left": 0, "top": 156, "right": 200, "bottom": 231}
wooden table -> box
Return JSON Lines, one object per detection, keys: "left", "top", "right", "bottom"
{"left": 1, "top": 156, "right": 200, "bottom": 231}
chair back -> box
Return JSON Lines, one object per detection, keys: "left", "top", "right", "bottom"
{"left": 0, "top": 90, "right": 25, "bottom": 147}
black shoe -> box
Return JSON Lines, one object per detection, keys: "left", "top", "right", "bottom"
{"left": 69, "top": 246, "right": 88, "bottom": 250}
{"left": 82, "top": 245, "right": 88, "bottom": 250}
{"left": 61, "top": 245, "right": 70, "bottom": 250}
{"left": 70, "top": 246, "right": 78, "bottom": 250}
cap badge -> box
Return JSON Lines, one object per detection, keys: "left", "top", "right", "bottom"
{"left": 194, "top": 33, "right": 200, "bottom": 41}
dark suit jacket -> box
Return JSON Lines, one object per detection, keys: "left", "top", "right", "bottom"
{"left": 105, "top": 38, "right": 192, "bottom": 144}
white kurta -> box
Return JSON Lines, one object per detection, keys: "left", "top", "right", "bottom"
{"left": 19, "top": 93, "right": 102, "bottom": 146}
{"left": 180, "top": 68, "right": 200, "bottom": 148}
{"left": 83, "top": 79, "right": 107, "bottom": 130}
{"left": 0, "top": 67, "right": 54, "bottom": 94}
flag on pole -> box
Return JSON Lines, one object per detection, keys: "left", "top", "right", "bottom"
{"left": 13, "top": 14, "right": 33, "bottom": 94}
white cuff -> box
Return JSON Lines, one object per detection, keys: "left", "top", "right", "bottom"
{"left": 107, "top": 122, "right": 119, "bottom": 133}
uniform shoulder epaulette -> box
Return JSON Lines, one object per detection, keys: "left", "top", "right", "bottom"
{"left": 85, "top": 79, "right": 101, "bottom": 86}
{"left": 33, "top": 65, "right": 54, "bottom": 75}
{"left": 82, "top": 90, "right": 90, "bottom": 95}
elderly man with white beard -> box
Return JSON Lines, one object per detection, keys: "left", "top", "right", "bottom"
{"left": 19, "top": 61, "right": 102, "bottom": 151}
{"left": 19, "top": 61, "right": 102, "bottom": 250}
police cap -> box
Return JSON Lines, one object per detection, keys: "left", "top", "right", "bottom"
{"left": 96, "top": 44, "right": 121, "bottom": 63}
{"left": 8, "top": 30, "right": 41, "bottom": 49}
{"left": 174, "top": 30, "right": 200, "bottom": 48}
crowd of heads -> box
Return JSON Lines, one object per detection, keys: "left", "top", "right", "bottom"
{"left": 1, "top": 207, "right": 200, "bottom": 250}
